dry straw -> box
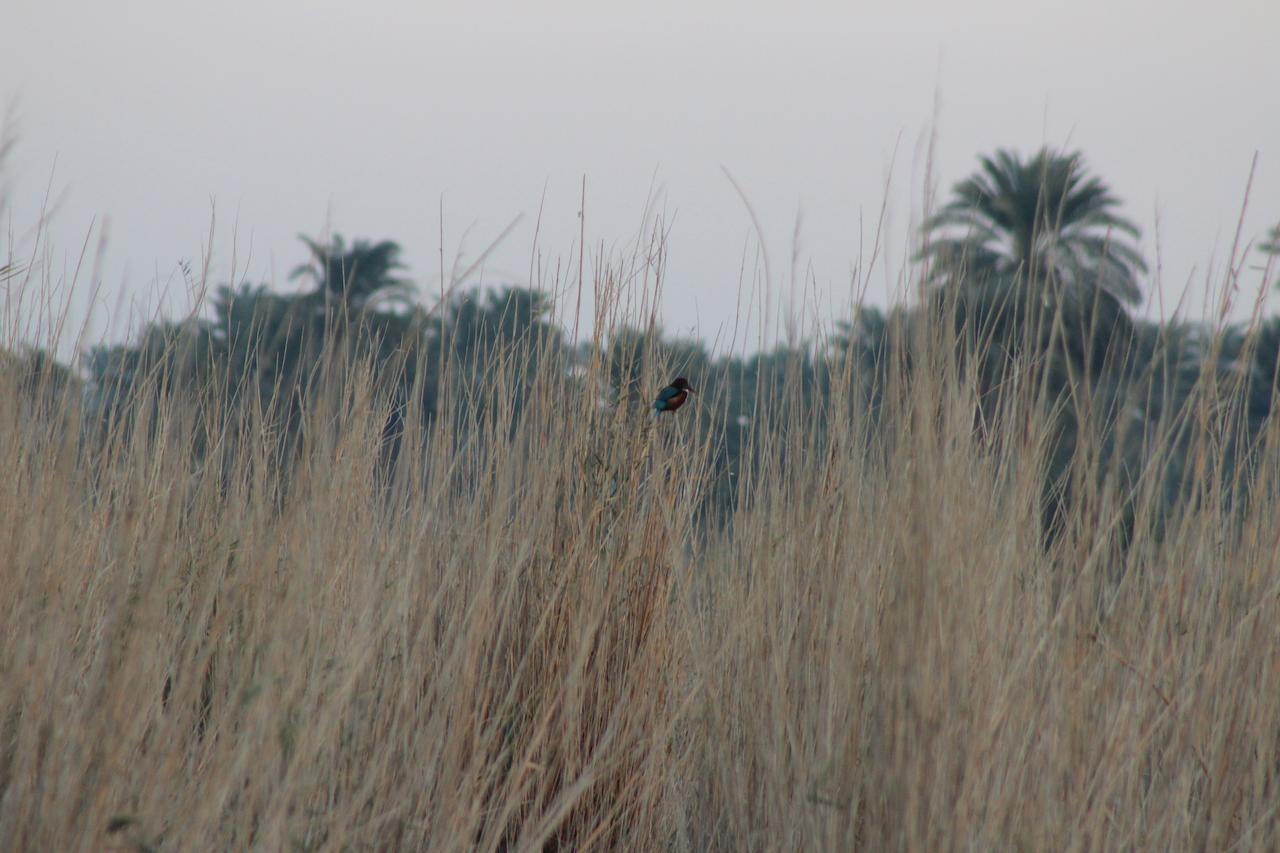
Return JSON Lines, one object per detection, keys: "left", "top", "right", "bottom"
{"left": 3, "top": 215, "right": 1280, "bottom": 850}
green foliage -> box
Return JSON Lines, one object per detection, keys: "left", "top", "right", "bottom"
{"left": 55, "top": 156, "right": 1280, "bottom": 545}
{"left": 83, "top": 235, "right": 568, "bottom": 475}
{"left": 290, "top": 234, "right": 413, "bottom": 309}
{"left": 1262, "top": 223, "right": 1280, "bottom": 258}
{"left": 1, "top": 345, "right": 82, "bottom": 417}
{"left": 921, "top": 148, "right": 1147, "bottom": 306}
{"left": 1261, "top": 223, "right": 1280, "bottom": 290}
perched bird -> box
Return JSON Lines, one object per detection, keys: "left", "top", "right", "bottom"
{"left": 653, "top": 377, "right": 695, "bottom": 413}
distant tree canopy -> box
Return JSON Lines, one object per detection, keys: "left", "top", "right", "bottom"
{"left": 291, "top": 235, "right": 414, "bottom": 309}
{"left": 83, "top": 234, "right": 571, "bottom": 464}
{"left": 14, "top": 149, "right": 1280, "bottom": 541}
{"left": 921, "top": 148, "right": 1146, "bottom": 307}
{"left": 1, "top": 345, "right": 81, "bottom": 417}
{"left": 1262, "top": 224, "right": 1280, "bottom": 289}
{"left": 88, "top": 235, "right": 424, "bottom": 423}
{"left": 1262, "top": 224, "right": 1280, "bottom": 258}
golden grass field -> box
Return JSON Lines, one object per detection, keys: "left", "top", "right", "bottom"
{"left": 3, "top": 261, "right": 1280, "bottom": 851}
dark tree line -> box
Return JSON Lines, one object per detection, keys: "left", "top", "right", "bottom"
{"left": 5, "top": 148, "right": 1280, "bottom": 541}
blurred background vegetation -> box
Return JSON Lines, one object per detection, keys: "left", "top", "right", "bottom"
{"left": 7, "top": 147, "right": 1280, "bottom": 539}
{"left": 6, "top": 146, "right": 1280, "bottom": 849}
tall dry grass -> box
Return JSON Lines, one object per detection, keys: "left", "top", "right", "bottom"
{"left": 2, "top": 259, "right": 1280, "bottom": 852}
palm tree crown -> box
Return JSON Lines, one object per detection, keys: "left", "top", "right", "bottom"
{"left": 921, "top": 148, "right": 1147, "bottom": 305}
{"left": 291, "top": 235, "right": 414, "bottom": 309}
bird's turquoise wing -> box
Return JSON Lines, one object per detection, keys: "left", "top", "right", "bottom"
{"left": 654, "top": 386, "right": 679, "bottom": 410}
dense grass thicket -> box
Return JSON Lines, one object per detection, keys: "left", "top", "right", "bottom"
{"left": 4, "top": 145, "right": 1280, "bottom": 848}
{"left": 5, "top": 265, "right": 1280, "bottom": 849}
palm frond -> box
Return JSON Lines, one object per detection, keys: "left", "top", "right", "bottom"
{"left": 921, "top": 147, "right": 1145, "bottom": 306}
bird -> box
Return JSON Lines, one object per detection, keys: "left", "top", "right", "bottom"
{"left": 653, "top": 377, "right": 695, "bottom": 414}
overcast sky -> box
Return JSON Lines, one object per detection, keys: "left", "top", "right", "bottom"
{"left": 3, "top": 0, "right": 1278, "bottom": 356}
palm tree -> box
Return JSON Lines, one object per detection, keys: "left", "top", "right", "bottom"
{"left": 921, "top": 148, "right": 1147, "bottom": 306}
{"left": 291, "top": 234, "right": 413, "bottom": 309}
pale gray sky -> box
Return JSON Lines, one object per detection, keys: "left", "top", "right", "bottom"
{"left": 3, "top": 0, "right": 1278, "bottom": 356}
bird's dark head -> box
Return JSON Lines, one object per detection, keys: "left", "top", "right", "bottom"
{"left": 671, "top": 377, "right": 695, "bottom": 393}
